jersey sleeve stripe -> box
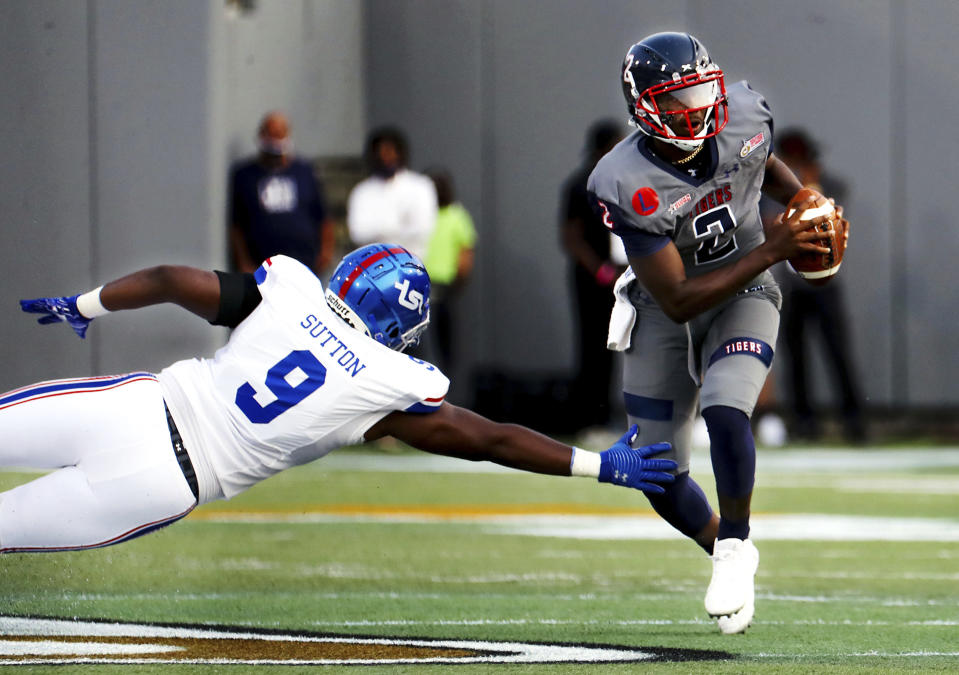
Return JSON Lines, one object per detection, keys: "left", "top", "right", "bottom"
{"left": 253, "top": 258, "right": 273, "bottom": 285}
{"left": 404, "top": 396, "right": 445, "bottom": 414}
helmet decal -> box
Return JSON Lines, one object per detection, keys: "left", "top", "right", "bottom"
{"left": 394, "top": 278, "right": 425, "bottom": 312}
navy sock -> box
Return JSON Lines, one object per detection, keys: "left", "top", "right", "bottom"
{"left": 646, "top": 472, "right": 714, "bottom": 552}
{"left": 717, "top": 516, "right": 750, "bottom": 541}
{"left": 702, "top": 405, "right": 755, "bottom": 541}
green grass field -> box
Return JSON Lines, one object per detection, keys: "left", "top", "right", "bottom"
{"left": 2, "top": 441, "right": 958, "bottom": 673}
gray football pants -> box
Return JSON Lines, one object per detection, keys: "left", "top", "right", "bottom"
{"left": 622, "top": 292, "right": 780, "bottom": 473}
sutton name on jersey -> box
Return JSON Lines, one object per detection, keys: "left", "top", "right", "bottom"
{"left": 299, "top": 313, "right": 367, "bottom": 378}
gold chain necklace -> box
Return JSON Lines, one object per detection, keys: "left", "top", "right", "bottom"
{"left": 672, "top": 143, "right": 704, "bottom": 165}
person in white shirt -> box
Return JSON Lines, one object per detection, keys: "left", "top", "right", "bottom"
{"left": 347, "top": 127, "right": 438, "bottom": 260}
{"left": 3, "top": 244, "right": 675, "bottom": 553}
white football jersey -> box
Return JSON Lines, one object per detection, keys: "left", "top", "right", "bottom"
{"left": 157, "top": 255, "right": 449, "bottom": 503}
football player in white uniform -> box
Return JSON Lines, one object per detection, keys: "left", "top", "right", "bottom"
{"left": 2, "top": 244, "right": 675, "bottom": 554}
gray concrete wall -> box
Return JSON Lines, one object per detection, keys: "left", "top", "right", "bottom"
{"left": 0, "top": 0, "right": 954, "bottom": 411}
{"left": 1, "top": 1, "right": 96, "bottom": 383}
{"left": 0, "top": 0, "right": 364, "bottom": 391}
{"left": 365, "top": 0, "right": 959, "bottom": 408}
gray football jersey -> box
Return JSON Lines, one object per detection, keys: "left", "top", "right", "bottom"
{"left": 588, "top": 81, "right": 773, "bottom": 279}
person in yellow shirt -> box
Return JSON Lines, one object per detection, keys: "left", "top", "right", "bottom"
{"left": 423, "top": 168, "right": 477, "bottom": 371}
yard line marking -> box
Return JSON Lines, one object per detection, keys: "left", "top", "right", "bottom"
{"left": 310, "top": 619, "right": 732, "bottom": 628}
{"left": 852, "top": 651, "right": 959, "bottom": 657}
{"left": 303, "top": 617, "right": 959, "bottom": 629}
{"left": 774, "top": 570, "right": 959, "bottom": 581}
{"left": 191, "top": 510, "right": 959, "bottom": 542}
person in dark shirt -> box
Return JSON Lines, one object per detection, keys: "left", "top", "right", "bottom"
{"left": 770, "top": 128, "right": 866, "bottom": 443}
{"left": 229, "top": 111, "right": 334, "bottom": 274}
{"left": 560, "top": 119, "right": 626, "bottom": 431}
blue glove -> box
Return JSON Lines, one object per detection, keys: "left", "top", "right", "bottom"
{"left": 599, "top": 424, "right": 676, "bottom": 494}
{"left": 20, "top": 295, "right": 92, "bottom": 339}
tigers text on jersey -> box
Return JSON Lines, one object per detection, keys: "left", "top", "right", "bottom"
{"left": 588, "top": 81, "right": 773, "bottom": 279}
{"left": 157, "top": 256, "right": 449, "bottom": 503}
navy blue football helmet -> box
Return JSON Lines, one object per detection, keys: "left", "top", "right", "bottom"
{"left": 325, "top": 244, "right": 430, "bottom": 351}
{"left": 621, "top": 32, "right": 727, "bottom": 151}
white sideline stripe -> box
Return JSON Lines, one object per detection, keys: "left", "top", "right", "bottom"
{"left": 311, "top": 448, "right": 959, "bottom": 474}
{"left": 488, "top": 513, "right": 959, "bottom": 542}
{"left": 202, "top": 512, "right": 959, "bottom": 542}
{"left": 760, "top": 475, "right": 959, "bottom": 494}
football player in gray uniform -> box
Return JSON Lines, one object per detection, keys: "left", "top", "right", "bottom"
{"left": 588, "top": 32, "right": 840, "bottom": 634}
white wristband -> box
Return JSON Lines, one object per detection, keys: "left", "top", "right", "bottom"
{"left": 76, "top": 286, "right": 110, "bottom": 319}
{"left": 570, "top": 446, "right": 602, "bottom": 478}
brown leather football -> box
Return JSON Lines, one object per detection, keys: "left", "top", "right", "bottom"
{"left": 785, "top": 187, "right": 845, "bottom": 286}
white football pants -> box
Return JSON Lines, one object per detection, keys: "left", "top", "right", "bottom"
{"left": 0, "top": 373, "right": 197, "bottom": 553}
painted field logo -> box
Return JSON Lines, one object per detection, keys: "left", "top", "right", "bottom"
{"left": 0, "top": 616, "right": 729, "bottom": 665}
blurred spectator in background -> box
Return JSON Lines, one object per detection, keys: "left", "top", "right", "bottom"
{"left": 560, "top": 119, "right": 626, "bottom": 434}
{"left": 423, "top": 167, "right": 477, "bottom": 372}
{"left": 347, "top": 126, "right": 438, "bottom": 261}
{"left": 229, "top": 111, "right": 334, "bottom": 274}
{"left": 772, "top": 128, "right": 866, "bottom": 443}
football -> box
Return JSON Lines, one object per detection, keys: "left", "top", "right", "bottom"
{"left": 785, "top": 187, "right": 845, "bottom": 286}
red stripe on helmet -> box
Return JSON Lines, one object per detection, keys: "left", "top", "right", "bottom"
{"left": 337, "top": 247, "right": 409, "bottom": 299}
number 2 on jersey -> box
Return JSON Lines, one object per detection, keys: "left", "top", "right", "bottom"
{"left": 693, "top": 205, "right": 739, "bottom": 265}
{"left": 235, "top": 350, "right": 327, "bottom": 424}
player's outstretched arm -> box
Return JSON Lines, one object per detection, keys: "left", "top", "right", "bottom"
{"left": 366, "top": 403, "right": 676, "bottom": 493}
{"left": 20, "top": 266, "right": 221, "bottom": 338}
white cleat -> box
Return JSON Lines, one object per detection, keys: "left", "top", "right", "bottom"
{"left": 716, "top": 592, "right": 755, "bottom": 634}
{"left": 704, "top": 538, "right": 759, "bottom": 618}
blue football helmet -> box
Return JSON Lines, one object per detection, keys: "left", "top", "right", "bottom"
{"left": 325, "top": 244, "right": 431, "bottom": 351}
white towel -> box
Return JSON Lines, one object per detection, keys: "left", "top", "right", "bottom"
{"left": 607, "top": 267, "right": 637, "bottom": 351}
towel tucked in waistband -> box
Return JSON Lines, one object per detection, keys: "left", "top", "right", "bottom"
{"left": 607, "top": 267, "right": 637, "bottom": 352}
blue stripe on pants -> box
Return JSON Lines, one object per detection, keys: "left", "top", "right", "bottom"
{"left": 623, "top": 392, "right": 673, "bottom": 421}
